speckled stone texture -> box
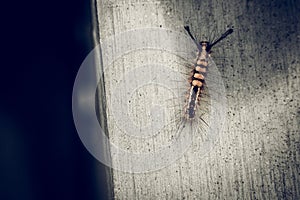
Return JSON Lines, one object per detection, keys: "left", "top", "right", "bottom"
{"left": 95, "top": 0, "right": 300, "bottom": 199}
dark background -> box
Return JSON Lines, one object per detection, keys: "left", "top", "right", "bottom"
{"left": 0, "top": 0, "right": 109, "bottom": 199}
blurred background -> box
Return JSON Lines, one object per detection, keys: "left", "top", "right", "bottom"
{"left": 0, "top": 0, "right": 110, "bottom": 199}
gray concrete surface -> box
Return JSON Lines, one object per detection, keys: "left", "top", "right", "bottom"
{"left": 95, "top": 0, "right": 300, "bottom": 199}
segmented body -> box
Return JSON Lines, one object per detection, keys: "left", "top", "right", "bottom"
{"left": 186, "top": 42, "right": 209, "bottom": 119}
{"left": 183, "top": 26, "right": 233, "bottom": 120}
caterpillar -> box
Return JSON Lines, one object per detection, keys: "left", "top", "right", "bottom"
{"left": 183, "top": 26, "right": 233, "bottom": 120}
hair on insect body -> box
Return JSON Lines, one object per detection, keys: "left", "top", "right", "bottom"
{"left": 160, "top": 26, "right": 234, "bottom": 144}
{"left": 183, "top": 26, "right": 233, "bottom": 121}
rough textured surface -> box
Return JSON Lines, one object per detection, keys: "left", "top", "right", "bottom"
{"left": 95, "top": 0, "right": 300, "bottom": 199}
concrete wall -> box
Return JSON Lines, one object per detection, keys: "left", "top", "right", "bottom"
{"left": 95, "top": 0, "right": 300, "bottom": 199}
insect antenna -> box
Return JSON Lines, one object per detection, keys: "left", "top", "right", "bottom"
{"left": 207, "top": 28, "right": 234, "bottom": 52}
{"left": 184, "top": 26, "right": 201, "bottom": 51}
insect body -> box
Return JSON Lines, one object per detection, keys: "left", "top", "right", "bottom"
{"left": 186, "top": 42, "right": 208, "bottom": 118}
{"left": 184, "top": 26, "right": 233, "bottom": 119}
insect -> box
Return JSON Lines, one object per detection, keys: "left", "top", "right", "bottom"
{"left": 183, "top": 26, "right": 233, "bottom": 120}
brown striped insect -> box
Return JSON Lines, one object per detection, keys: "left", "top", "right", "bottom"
{"left": 184, "top": 26, "right": 233, "bottom": 119}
